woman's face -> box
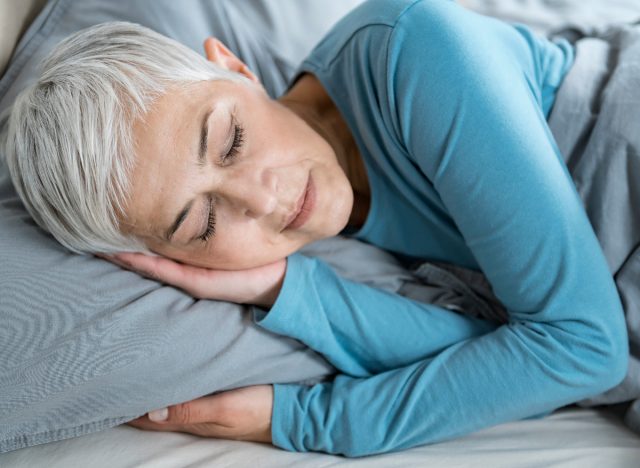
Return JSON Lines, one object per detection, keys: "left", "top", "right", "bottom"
{"left": 123, "top": 78, "right": 354, "bottom": 270}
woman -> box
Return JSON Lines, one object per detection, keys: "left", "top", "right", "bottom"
{"left": 5, "top": 0, "right": 632, "bottom": 457}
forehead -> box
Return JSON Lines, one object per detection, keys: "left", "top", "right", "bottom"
{"left": 132, "top": 79, "right": 248, "bottom": 154}
{"left": 138, "top": 82, "right": 213, "bottom": 138}
{"left": 121, "top": 82, "right": 213, "bottom": 237}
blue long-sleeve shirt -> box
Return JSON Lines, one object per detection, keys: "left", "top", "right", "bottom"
{"left": 252, "top": 0, "right": 629, "bottom": 456}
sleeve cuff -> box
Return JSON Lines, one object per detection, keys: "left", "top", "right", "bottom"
{"left": 251, "top": 252, "right": 310, "bottom": 335}
{"left": 270, "top": 383, "right": 302, "bottom": 452}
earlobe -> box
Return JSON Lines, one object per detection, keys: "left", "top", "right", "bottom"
{"left": 203, "top": 37, "right": 260, "bottom": 85}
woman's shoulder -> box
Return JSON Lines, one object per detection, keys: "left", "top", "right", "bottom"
{"left": 304, "top": 0, "right": 480, "bottom": 72}
{"left": 302, "top": 0, "right": 425, "bottom": 70}
{"left": 338, "top": 0, "right": 425, "bottom": 32}
{"left": 343, "top": 0, "right": 474, "bottom": 38}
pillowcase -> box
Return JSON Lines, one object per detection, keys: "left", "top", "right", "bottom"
{"left": 0, "top": 0, "right": 367, "bottom": 452}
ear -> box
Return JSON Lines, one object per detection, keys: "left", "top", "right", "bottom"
{"left": 203, "top": 37, "right": 260, "bottom": 84}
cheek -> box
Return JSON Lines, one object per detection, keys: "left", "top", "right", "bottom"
{"left": 194, "top": 228, "right": 271, "bottom": 268}
{"left": 210, "top": 225, "right": 309, "bottom": 269}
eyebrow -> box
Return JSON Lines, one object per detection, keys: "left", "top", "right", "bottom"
{"left": 164, "top": 109, "right": 213, "bottom": 241}
{"left": 198, "top": 109, "right": 213, "bottom": 167}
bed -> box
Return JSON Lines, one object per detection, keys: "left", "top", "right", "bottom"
{"left": 1, "top": 1, "right": 639, "bottom": 466}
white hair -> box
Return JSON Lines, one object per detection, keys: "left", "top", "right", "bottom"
{"left": 4, "top": 21, "right": 251, "bottom": 254}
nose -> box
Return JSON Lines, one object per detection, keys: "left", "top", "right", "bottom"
{"left": 218, "top": 167, "right": 278, "bottom": 218}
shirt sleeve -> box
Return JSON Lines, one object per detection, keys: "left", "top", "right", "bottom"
{"left": 253, "top": 0, "right": 628, "bottom": 457}
{"left": 254, "top": 252, "right": 498, "bottom": 378}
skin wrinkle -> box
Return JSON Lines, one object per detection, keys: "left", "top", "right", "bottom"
{"left": 124, "top": 71, "right": 370, "bottom": 271}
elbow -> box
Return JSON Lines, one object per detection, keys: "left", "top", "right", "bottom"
{"left": 573, "top": 309, "right": 629, "bottom": 396}
{"left": 540, "top": 304, "right": 628, "bottom": 399}
{"left": 592, "top": 333, "right": 628, "bottom": 394}
{"left": 587, "top": 346, "right": 628, "bottom": 397}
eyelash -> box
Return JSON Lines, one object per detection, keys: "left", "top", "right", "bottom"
{"left": 199, "top": 123, "right": 245, "bottom": 243}
{"left": 200, "top": 195, "right": 216, "bottom": 243}
{"left": 222, "top": 123, "right": 245, "bottom": 163}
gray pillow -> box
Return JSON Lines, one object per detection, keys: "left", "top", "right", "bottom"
{"left": 0, "top": 0, "right": 366, "bottom": 452}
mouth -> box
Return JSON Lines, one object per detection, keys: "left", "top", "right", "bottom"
{"left": 283, "top": 175, "right": 315, "bottom": 231}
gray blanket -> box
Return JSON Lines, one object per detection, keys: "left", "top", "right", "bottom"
{"left": 547, "top": 22, "right": 640, "bottom": 431}
{"left": 465, "top": 0, "right": 640, "bottom": 35}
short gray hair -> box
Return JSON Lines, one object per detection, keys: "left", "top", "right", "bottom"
{"left": 4, "top": 21, "right": 251, "bottom": 253}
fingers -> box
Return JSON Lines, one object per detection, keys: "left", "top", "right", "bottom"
{"left": 95, "top": 252, "right": 220, "bottom": 299}
{"left": 95, "top": 253, "right": 142, "bottom": 276}
{"left": 94, "top": 252, "right": 139, "bottom": 271}
{"left": 107, "top": 252, "right": 239, "bottom": 300}
{"left": 162, "top": 396, "right": 229, "bottom": 426}
{"left": 126, "top": 386, "right": 274, "bottom": 443}
{"left": 112, "top": 252, "right": 170, "bottom": 282}
{"left": 126, "top": 415, "right": 234, "bottom": 438}
{"left": 128, "top": 418, "right": 262, "bottom": 441}
{"left": 125, "top": 395, "right": 226, "bottom": 434}
{"left": 95, "top": 252, "right": 286, "bottom": 306}
{"left": 97, "top": 252, "right": 184, "bottom": 286}
{"left": 114, "top": 253, "right": 218, "bottom": 298}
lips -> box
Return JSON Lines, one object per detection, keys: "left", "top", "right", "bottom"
{"left": 283, "top": 175, "right": 315, "bottom": 231}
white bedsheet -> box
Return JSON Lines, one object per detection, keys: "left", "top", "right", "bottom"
{"left": 1, "top": 407, "right": 638, "bottom": 467}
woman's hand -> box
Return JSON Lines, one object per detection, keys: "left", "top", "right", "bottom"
{"left": 97, "top": 252, "right": 286, "bottom": 308}
{"left": 127, "top": 385, "right": 274, "bottom": 444}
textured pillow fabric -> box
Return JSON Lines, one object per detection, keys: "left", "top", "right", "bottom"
{"left": 0, "top": 0, "right": 366, "bottom": 452}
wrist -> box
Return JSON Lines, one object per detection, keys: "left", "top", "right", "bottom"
{"left": 251, "top": 257, "right": 287, "bottom": 308}
{"left": 253, "top": 274, "right": 285, "bottom": 308}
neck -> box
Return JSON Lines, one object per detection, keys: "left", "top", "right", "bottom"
{"left": 278, "top": 73, "right": 370, "bottom": 227}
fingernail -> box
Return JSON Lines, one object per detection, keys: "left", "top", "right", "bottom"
{"left": 148, "top": 408, "right": 168, "bottom": 422}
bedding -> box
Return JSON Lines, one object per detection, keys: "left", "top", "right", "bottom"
{"left": 1, "top": 407, "right": 640, "bottom": 467}
{"left": 464, "top": 0, "right": 640, "bottom": 35}
{"left": 1, "top": 0, "right": 639, "bottom": 464}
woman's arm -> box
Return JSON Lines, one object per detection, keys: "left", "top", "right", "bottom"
{"left": 253, "top": 1, "right": 628, "bottom": 456}
{"left": 254, "top": 253, "right": 498, "bottom": 377}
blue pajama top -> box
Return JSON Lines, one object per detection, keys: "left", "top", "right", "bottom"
{"left": 252, "top": 0, "right": 629, "bottom": 457}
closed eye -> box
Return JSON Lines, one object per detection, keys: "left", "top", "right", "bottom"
{"left": 222, "top": 123, "right": 244, "bottom": 164}
{"left": 198, "top": 118, "right": 245, "bottom": 243}
{"left": 199, "top": 195, "right": 216, "bottom": 242}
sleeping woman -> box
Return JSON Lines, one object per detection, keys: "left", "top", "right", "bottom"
{"left": 5, "top": 0, "right": 637, "bottom": 457}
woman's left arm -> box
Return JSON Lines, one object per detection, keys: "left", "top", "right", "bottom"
{"left": 259, "top": 2, "right": 629, "bottom": 456}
